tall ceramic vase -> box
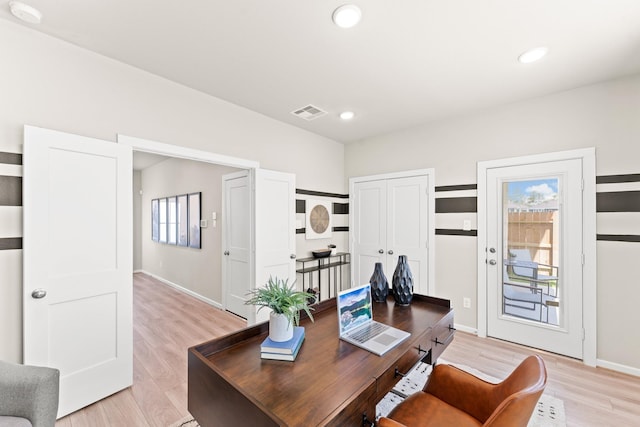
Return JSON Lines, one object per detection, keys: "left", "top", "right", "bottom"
{"left": 392, "top": 255, "right": 413, "bottom": 306}
{"left": 370, "top": 262, "right": 389, "bottom": 302}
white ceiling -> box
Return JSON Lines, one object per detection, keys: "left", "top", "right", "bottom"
{"left": 3, "top": 0, "right": 640, "bottom": 143}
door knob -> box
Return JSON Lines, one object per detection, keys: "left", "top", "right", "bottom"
{"left": 223, "top": 250, "right": 230, "bottom": 256}
{"left": 388, "top": 250, "right": 394, "bottom": 255}
{"left": 290, "top": 254, "right": 297, "bottom": 259}
{"left": 31, "top": 289, "right": 47, "bottom": 299}
{"left": 378, "top": 249, "right": 384, "bottom": 254}
{"left": 489, "top": 248, "right": 496, "bottom": 253}
{"left": 489, "top": 259, "right": 497, "bottom": 265}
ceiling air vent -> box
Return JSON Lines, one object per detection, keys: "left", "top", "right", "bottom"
{"left": 291, "top": 104, "right": 327, "bottom": 121}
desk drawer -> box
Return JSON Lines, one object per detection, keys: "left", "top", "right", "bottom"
{"left": 431, "top": 310, "right": 455, "bottom": 362}
{"left": 376, "top": 330, "right": 431, "bottom": 400}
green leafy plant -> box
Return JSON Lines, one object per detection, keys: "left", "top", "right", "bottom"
{"left": 245, "top": 277, "right": 315, "bottom": 326}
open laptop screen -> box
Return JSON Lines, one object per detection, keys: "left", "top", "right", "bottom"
{"left": 337, "top": 284, "right": 373, "bottom": 335}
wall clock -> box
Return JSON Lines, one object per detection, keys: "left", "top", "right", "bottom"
{"left": 305, "top": 199, "right": 332, "bottom": 239}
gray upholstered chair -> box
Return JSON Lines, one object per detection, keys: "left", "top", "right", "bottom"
{"left": 0, "top": 361, "right": 60, "bottom": 427}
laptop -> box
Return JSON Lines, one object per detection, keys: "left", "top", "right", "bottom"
{"left": 337, "top": 283, "right": 411, "bottom": 356}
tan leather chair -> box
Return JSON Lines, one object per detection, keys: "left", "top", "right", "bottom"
{"left": 378, "top": 355, "right": 547, "bottom": 427}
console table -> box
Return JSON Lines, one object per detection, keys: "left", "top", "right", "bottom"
{"left": 296, "top": 252, "right": 350, "bottom": 301}
{"left": 188, "top": 294, "right": 454, "bottom": 427}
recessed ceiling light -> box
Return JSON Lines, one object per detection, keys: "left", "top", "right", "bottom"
{"left": 8, "top": 1, "right": 42, "bottom": 24}
{"left": 518, "top": 47, "right": 548, "bottom": 64}
{"left": 332, "top": 5, "right": 362, "bottom": 29}
{"left": 340, "top": 111, "right": 355, "bottom": 121}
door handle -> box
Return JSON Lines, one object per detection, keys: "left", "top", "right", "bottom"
{"left": 388, "top": 250, "right": 394, "bottom": 255}
{"left": 378, "top": 249, "right": 384, "bottom": 254}
{"left": 224, "top": 250, "right": 230, "bottom": 256}
{"left": 290, "top": 254, "right": 297, "bottom": 259}
{"left": 489, "top": 247, "right": 496, "bottom": 253}
{"left": 489, "top": 259, "right": 497, "bottom": 265}
{"left": 31, "top": 289, "right": 47, "bottom": 299}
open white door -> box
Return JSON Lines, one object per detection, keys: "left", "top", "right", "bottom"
{"left": 251, "top": 169, "right": 296, "bottom": 325}
{"left": 222, "top": 170, "right": 252, "bottom": 319}
{"left": 23, "top": 126, "right": 132, "bottom": 417}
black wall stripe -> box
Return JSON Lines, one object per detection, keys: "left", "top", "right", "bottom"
{"left": 596, "top": 191, "right": 640, "bottom": 212}
{"left": 0, "top": 176, "right": 22, "bottom": 206}
{"left": 296, "top": 228, "right": 305, "bottom": 234}
{"left": 436, "top": 197, "right": 477, "bottom": 213}
{"left": 435, "top": 184, "right": 477, "bottom": 192}
{"left": 436, "top": 229, "right": 478, "bottom": 237}
{"left": 0, "top": 152, "right": 22, "bottom": 165}
{"left": 333, "top": 203, "right": 349, "bottom": 215}
{"left": 296, "top": 200, "right": 305, "bottom": 214}
{"left": 596, "top": 174, "right": 640, "bottom": 184}
{"left": 296, "top": 189, "right": 349, "bottom": 199}
{"left": 332, "top": 226, "right": 349, "bottom": 232}
{"left": 0, "top": 238, "right": 22, "bottom": 250}
{"left": 597, "top": 234, "right": 640, "bottom": 243}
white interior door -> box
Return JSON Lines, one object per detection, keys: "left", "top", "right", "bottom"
{"left": 251, "top": 169, "right": 296, "bottom": 325}
{"left": 23, "top": 126, "right": 132, "bottom": 417}
{"left": 485, "top": 159, "right": 584, "bottom": 359}
{"left": 351, "top": 172, "right": 432, "bottom": 295}
{"left": 387, "top": 176, "right": 429, "bottom": 295}
{"left": 352, "top": 179, "right": 387, "bottom": 286}
{"left": 222, "top": 171, "right": 251, "bottom": 319}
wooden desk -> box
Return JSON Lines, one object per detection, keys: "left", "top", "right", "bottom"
{"left": 188, "top": 294, "right": 454, "bottom": 427}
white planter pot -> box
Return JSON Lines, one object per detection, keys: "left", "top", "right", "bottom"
{"left": 269, "top": 312, "right": 294, "bottom": 342}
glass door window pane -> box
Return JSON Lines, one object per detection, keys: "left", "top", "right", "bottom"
{"left": 502, "top": 178, "right": 561, "bottom": 326}
{"left": 159, "top": 198, "right": 167, "bottom": 243}
{"left": 177, "top": 195, "right": 188, "bottom": 246}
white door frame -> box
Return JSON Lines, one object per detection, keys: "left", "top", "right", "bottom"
{"left": 349, "top": 168, "right": 435, "bottom": 296}
{"left": 477, "top": 148, "right": 596, "bottom": 366}
{"left": 118, "top": 135, "right": 260, "bottom": 313}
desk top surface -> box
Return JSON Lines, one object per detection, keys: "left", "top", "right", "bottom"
{"left": 190, "top": 294, "right": 451, "bottom": 426}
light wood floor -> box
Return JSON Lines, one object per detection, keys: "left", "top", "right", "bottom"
{"left": 56, "top": 273, "right": 640, "bottom": 426}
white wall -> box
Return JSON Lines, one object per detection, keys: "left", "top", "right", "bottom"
{"left": 0, "top": 20, "right": 344, "bottom": 363}
{"left": 345, "top": 73, "right": 640, "bottom": 372}
{"left": 133, "top": 170, "right": 142, "bottom": 271}
{"left": 139, "top": 158, "right": 241, "bottom": 303}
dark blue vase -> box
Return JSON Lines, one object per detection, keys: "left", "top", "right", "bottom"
{"left": 392, "top": 255, "right": 413, "bottom": 305}
{"left": 370, "top": 262, "right": 389, "bottom": 302}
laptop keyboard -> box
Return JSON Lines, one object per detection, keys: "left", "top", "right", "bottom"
{"left": 349, "top": 322, "right": 389, "bottom": 343}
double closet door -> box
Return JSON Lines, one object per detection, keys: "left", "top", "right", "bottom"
{"left": 350, "top": 171, "right": 433, "bottom": 295}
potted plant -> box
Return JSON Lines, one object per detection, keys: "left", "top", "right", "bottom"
{"left": 245, "top": 277, "right": 315, "bottom": 342}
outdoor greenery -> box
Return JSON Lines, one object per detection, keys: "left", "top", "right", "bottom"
{"left": 245, "top": 277, "right": 315, "bottom": 326}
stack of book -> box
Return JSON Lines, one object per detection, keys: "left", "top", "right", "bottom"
{"left": 260, "top": 326, "right": 305, "bottom": 361}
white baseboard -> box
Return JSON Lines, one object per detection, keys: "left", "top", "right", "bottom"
{"left": 453, "top": 323, "right": 477, "bottom": 335}
{"left": 597, "top": 358, "right": 640, "bottom": 377}
{"left": 137, "top": 270, "right": 223, "bottom": 310}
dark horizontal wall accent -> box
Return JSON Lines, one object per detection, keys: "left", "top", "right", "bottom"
{"left": 597, "top": 234, "right": 640, "bottom": 243}
{"left": 435, "top": 184, "right": 477, "bottom": 192}
{"left": 296, "top": 189, "right": 349, "bottom": 199}
{"left": 296, "top": 228, "right": 305, "bottom": 234}
{"left": 436, "top": 229, "right": 478, "bottom": 237}
{"left": 596, "top": 191, "right": 640, "bottom": 212}
{"left": 333, "top": 226, "right": 349, "bottom": 232}
{"left": 296, "top": 199, "right": 305, "bottom": 214}
{"left": 436, "top": 197, "right": 477, "bottom": 213}
{"left": 0, "top": 152, "right": 22, "bottom": 165}
{"left": 596, "top": 174, "right": 640, "bottom": 184}
{"left": 333, "top": 202, "right": 349, "bottom": 215}
{"left": 0, "top": 176, "right": 22, "bottom": 206}
{"left": 0, "top": 238, "right": 22, "bottom": 250}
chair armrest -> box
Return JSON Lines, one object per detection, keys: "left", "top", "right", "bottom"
{"left": 0, "top": 361, "right": 60, "bottom": 427}
{"left": 424, "top": 363, "right": 500, "bottom": 423}
{"left": 377, "top": 417, "right": 407, "bottom": 427}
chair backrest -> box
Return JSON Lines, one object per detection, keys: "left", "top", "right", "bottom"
{"left": 510, "top": 249, "right": 535, "bottom": 278}
{"left": 484, "top": 355, "right": 547, "bottom": 427}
